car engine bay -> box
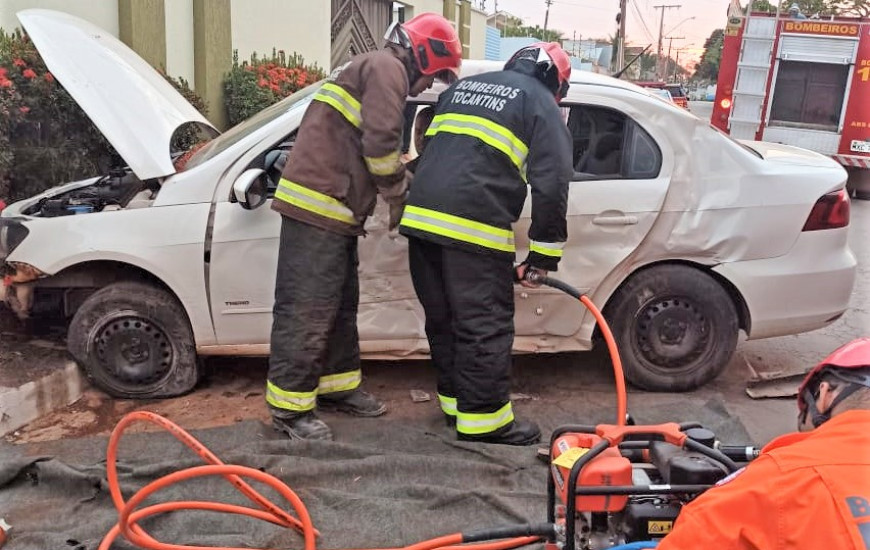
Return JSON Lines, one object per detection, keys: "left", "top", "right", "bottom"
{"left": 23, "top": 168, "right": 159, "bottom": 217}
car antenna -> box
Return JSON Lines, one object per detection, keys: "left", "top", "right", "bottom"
{"left": 613, "top": 44, "right": 652, "bottom": 80}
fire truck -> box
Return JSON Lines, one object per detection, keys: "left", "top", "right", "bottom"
{"left": 712, "top": 10, "right": 870, "bottom": 198}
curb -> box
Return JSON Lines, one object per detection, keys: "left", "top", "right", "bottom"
{"left": 0, "top": 360, "right": 85, "bottom": 437}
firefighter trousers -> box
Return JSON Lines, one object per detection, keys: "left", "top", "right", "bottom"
{"left": 266, "top": 216, "right": 361, "bottom": 419}
{"left": 408, "top": 237, "right": 517, "bottom": 436}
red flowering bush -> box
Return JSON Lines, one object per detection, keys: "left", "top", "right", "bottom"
{"left": 0, "top": 29, "right": 208, "bottom": 203}
{"left": 224, "top": 49, "right": 325, "bottom": 126}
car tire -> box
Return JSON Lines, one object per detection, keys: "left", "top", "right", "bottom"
{"left": 604, "top": 265, "right": 738, "bottom": 392}
{"left": 68, "top": 281, "right": 201, "bottom": 399}
{"left": 855, "top": 190, "right": 870, "bottom": 201}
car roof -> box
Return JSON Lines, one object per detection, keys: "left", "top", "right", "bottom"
{"left": 415, "top": 59, "right": 655, "bottom": 103}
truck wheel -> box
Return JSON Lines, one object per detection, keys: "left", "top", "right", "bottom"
{"left": 604, "top": 265, "right": 738, "bottom": 392}
{"left": 68, "top": 282, "right": 201, "bottom": 399}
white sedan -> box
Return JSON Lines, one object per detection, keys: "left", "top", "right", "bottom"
{"left": 0, "top": 10, "right": 857, "bottom": 397}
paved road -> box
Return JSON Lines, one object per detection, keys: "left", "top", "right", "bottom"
{"left": 689, "top": 100, "right": 713, "bottom": 123}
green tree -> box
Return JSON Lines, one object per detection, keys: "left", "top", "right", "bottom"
{"left": 502, "top": 24, "right": 564, "bottom": 43}
{"left": 692, "top": 28, "right": 725, "bottom": 83}
{"left": 767, "top": 0, "right": 867, "bottom": 16}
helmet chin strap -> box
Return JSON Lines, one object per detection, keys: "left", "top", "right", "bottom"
{"left": 803, "top": 383, "right": 863, "bottom": 428}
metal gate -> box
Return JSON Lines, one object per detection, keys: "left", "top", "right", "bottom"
{"left": 331, "top": 0, "right": 393, "bottom": 69}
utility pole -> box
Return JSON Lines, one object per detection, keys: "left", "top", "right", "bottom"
{"left": 654, "top": 4, "right": 681, "bottom": 81}
{"left": 617, "top": 0, "right": 628, "bottom": 72}
{"left": 673, "top": 47, "right": 688, "bottom": 82}
{"left": 543, "top": 0, "right": 553, "bottom": 37}
{"left": 666, "top": 37, "right": 684, "bottom": 81}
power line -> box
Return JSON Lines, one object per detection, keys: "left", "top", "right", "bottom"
{"left": 630, "top": 0, "right": 656, "bottom": 42}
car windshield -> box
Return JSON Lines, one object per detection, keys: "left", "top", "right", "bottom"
{"left": 184, "top": 82, "right": 322, "bottom": 170}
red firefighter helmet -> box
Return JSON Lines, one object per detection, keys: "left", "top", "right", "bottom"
{"left": 797, "top": 338, "right": 870, "bottom": 427}
{"left": 504, "top": 41, "right": 572, "bottom": 100}
{"left": 385, "top": 13, "right": 462, "bottom": 84}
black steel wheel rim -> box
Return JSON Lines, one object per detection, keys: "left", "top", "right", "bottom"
{"left": 94, "top": 313, "right": 173, "bottom": 391}
{"left": 633, "top": 296, "right": 711, "bottom": 372}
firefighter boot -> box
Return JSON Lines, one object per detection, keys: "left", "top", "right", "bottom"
{"left": 272, "top": 412, "right": 333, "bottom": 441}
{"left": 318, "top": 389, "right": 387, "bottom": 417}
{"left": 458, "top": 419, "right": 541, "bottom": 446}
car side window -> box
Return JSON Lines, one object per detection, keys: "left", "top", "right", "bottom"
{"left": 625, "top": 121, "right": 662, "bottom": 179}
{"left": 566, "top": 105, "right": 661, "bottom": 181}
{"left": 246, "top": 130, "right": 297, "bottom": 198}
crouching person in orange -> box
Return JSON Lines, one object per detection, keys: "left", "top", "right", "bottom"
{"left": 658, "top": 338, "right": 870, "bottom": 549}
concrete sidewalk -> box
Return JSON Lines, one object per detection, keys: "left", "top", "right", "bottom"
{"left": 0, "top": 338, "right": 86, "bottom": 437}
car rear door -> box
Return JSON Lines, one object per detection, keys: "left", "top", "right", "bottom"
{"left": 512, "top": 99, "right": 673, "bottom": 338}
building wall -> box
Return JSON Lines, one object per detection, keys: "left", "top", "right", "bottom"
{"left": 230, "top": 0, "right": 330, "bottom": 71}
{"left": 399, "top": 0, "right": 443, "bottom": 18}
{"left": 0, "top": 0, "right": 119, "bottom": 35}
{"left": 165, "top": 0, "right": 195, "bottom": 83}
{"left": 469, "top": 7, "right": 486, "bottom": 59}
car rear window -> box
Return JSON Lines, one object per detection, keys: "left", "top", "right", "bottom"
{"left": 666, "top": 85, "right": 686, "bottom": 98}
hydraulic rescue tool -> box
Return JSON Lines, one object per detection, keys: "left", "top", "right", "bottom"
{"left": 520, "top": 269, "right": 760, "bottom": 550}
{"left": 92, "top": 270, "right": 758, "bottom": 550}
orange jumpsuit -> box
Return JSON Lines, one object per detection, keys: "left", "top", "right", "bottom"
{"left": 658, "top": 410, "right": 870, "bottom": 549}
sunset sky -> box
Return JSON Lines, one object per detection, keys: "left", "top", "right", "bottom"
{"left": 488, "top": 0, "right": 736, "bottom": 70}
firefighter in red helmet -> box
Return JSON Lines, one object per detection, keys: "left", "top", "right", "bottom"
{"left": 267, "top": 13, "right": 461, "bottom": 441}
{"left": 399, "top": 43, "right": 573, "bottom": 445}
{"left": 658, "top": 338, "right": 870, "bottom": 549}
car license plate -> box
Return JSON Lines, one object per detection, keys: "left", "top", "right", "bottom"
{"left": 850, "top": 140, "right": 870, "bottom": 154}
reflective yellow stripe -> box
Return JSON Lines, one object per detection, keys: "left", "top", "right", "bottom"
{"left": 529, "top": 240, "right": 565, "bottom": 258}
{"left": 439, "top": 394, "right": 457, "bottom": 416}
{"left": 456, "top": 402, "right": 515, "bottom": 436}
{"left": 313, "top": 82, "right": 362, "bottom": 128}
{"left": 400, "top": 205, "right": 515, "bottom": 253}
{"left": 275, "top": 178, "right": 357, "bottom": 225}
{"left": 319, "top": 369, "right": 362, "bottom": 395}
{"left": 265, "top": 381, "right": 317, "bottom": 412}
{"left": 426, "top": 113, "right": 528, "bottom": 173}
{"left": 364, "top": 150, "right": 402, "bottom": 176}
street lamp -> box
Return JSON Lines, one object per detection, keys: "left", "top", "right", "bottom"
{"left": 665, "top": 16, "right": 696, "bottom": 37}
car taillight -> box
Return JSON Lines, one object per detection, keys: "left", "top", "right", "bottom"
{"left": 720, "top": 98, "right": 732, "bottom": 110}
{"left": 802, "top": 189, "right": 850, "bottom": 231}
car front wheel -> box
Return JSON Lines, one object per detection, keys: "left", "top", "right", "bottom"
{"left": 604, "top": 264, "right": 739, "bottom": 392}
{"left": 68, "top": 281, "right": 201, "bottom": 398}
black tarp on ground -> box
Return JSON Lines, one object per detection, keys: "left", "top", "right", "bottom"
{"left": 0, "top": 386, "right": 753, "bottom": 550}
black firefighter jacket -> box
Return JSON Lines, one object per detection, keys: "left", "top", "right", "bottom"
{"left": 399, "top": 63, "right": 573, "bottom": 271}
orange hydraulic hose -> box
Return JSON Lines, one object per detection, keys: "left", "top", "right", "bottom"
{"left": 101, "top": 411, "right": 543, "bottom": 550}
{"left": 579, "top": 294, "right": 628, "bottom": 427}
{"left": 100, "top": 281, "right": 623, "bottom": 550}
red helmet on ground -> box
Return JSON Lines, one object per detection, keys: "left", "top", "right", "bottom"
{"left": 504, "top": 41, "right": 572, "bottom": 100}
{"left": 385, "top": 13, "right": 462, "bottom": 84}
{"left": 797, "top": 338, "right": 870, "bottom": 427}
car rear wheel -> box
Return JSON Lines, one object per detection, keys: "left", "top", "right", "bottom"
{"left": 604, "top": 265, "right": 738, "bottom": 392}
{"left": 68, "top": 282, "right": 201, "bottom": 398}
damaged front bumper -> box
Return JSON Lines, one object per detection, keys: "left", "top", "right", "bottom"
{"left": 0, "top": 217, "right": 41, "bottom": 319}
{"left": 0, "top": 262, "right": 45, "bottom": 320}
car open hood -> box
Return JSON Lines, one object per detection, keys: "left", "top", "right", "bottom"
{"left": 741, "top": 140, "right": 843, "bottom": 170}
{"left": 17, "top": 9, "right": 218, "bottom": 180}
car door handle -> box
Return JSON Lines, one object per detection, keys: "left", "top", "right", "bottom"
{"left": 592, "top": 215, "right": 638, "bottom": 226}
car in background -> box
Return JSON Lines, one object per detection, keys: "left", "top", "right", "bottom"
{"left": 632, "top": 81, "right": 689, "bottom": 109}
{"left": 0, "top": 10, "right": 857, "bottom": 398}
{"left": 649, "top": 88, "right": 675, "bottom": 104}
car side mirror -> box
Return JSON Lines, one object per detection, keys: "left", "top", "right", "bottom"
{"left": 233, "top": 169, "right": 268, "bottom": 210}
